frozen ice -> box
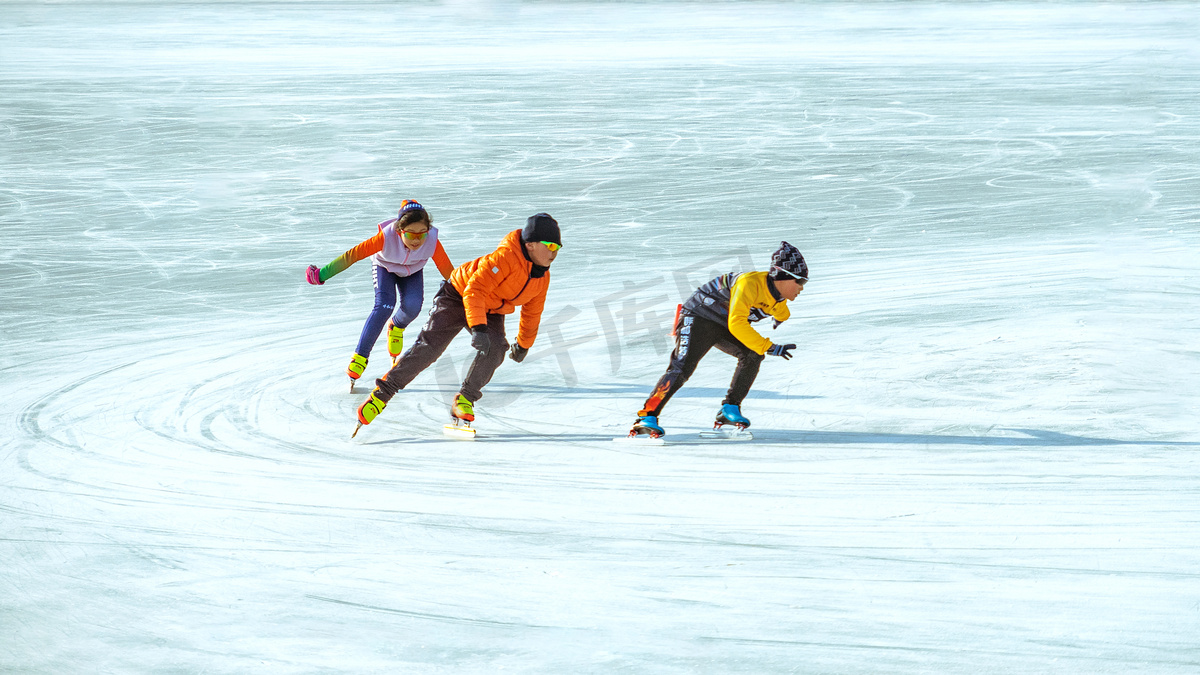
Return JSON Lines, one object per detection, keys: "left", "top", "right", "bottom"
{"left": 2, "top": 1, "right": 1199, "bottom": 672}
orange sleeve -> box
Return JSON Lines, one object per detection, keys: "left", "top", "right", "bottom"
{"left": 318, "top": 231, "right": 385, "bottom": 283}
{"left": 432, "top": 240, "right": 454, "bottom": 280}
{"left": 516, "top": 283, "right": 547, "bottom": 349}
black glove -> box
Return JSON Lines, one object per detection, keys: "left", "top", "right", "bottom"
{"left": 766, "top": 343, "right": 796, "bottom": 360}
{"left": 772, "top": 319, "right": 782, "bottom": 330}
{"left": 509, "top": 343, "right": 528, "bottom": 363}
{"left": 470, "top": 325, "right": 491, "bottom": 356}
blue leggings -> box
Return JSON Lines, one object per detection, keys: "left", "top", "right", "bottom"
{"left": 355, "top": 265, "right": 424, "bottom": 358}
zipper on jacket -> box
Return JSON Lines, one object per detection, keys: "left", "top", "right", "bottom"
{"left": 514, "top": 272, "right": 533, "bottom": 300}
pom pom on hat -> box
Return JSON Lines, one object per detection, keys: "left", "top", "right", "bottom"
{"left": 398, "top": 200, "right": 425, "bottom": 216}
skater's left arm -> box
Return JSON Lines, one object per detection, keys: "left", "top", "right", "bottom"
{"left": 514, "top": 286, "right": 547, "bottom": 350}
{"left": 432, "top": 241, "right": 454, "bottom": 281}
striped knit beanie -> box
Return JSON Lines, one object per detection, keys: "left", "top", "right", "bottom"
{"left": 770, "top": 241, "right": 808, "bottom": 281}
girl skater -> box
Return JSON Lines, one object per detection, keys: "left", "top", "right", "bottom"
{"left": 306, "top": 200, "right": 454, "bottom": 391}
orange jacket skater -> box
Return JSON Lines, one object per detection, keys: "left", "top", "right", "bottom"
{"left": 305, "top": 201, "right": 454, "bottom": 390}
{"left": 354, "top": 213, "right": 562, "bottom": 432}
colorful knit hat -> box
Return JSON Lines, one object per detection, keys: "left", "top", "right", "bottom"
{"left": 770, "top": 241, "right": 808, "bottom": 281}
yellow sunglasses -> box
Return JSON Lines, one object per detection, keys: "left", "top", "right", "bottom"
{"left": 539, "top": 241, "right": 562, "bottom": 252}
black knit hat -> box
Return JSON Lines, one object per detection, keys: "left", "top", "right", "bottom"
{"left": 522, "top": 213, "right": 561, "bottom": 246}
{"left": 770, "top": 241, "right": 808, "bottom": 281}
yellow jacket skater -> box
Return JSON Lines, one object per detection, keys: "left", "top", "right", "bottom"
{"left": 630, "top": 241, "right": 808, "bottom": 438}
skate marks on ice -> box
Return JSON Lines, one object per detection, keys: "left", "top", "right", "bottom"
{"left": 10, "top": 327, "right": 442, "bottom": 494}
{"left": 9, "top": 328, "right": 1200, "bottom": 672}
{"left": 15, "top": 346, "right": 1190, "bottom": 477}
{"left": 3, "top": 2, "right": 1199, "bottom": 669}
{"left": 304, "top": 593, "right": 566, "bottom": 631}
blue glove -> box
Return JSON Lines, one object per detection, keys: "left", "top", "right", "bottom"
{"left": 766, "top": 343, "right": 795, "bottom": 360}
{"left": 509, "top": 343, "right": 528, "bottom": 363}
{"left": 470, "top": 326, "right": 491, "bottom": 356}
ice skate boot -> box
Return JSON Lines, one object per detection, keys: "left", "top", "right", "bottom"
{"left": 702, "top": 404, "right": 753, "bottom": 440}
{"left": 629, "top": 415, "right": 665, "bottom": 439}
{"left": 714, "top": 404, "right": 750, "bottom": 430}
{"left": 347, "top": 353, "right": 368, "bottom": 392}
{"left": 386, "top": 321, "right": 405, "bottom": 361}
{"left": 444, "top": 394, "right": 477, "bottom": 440}
{"left": 352, "top": 391, "right": 387, "bottom": 438}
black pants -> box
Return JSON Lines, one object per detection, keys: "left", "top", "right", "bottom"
{"left": 638, "top": 311, "right": 764, "bottom": 417}
{"left": 374, "top": 282, "right": 508, "bottom": 404}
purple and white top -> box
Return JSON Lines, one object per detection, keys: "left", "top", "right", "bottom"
{"left": 373, "top": 220, "right": 441, "bottom": 277}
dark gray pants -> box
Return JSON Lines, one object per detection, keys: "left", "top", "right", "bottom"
{"left": 373, "top": 282, "right": 508, "bottom": 404}
{"left": 638, "top": 311, "right": 764, "bottom": 417}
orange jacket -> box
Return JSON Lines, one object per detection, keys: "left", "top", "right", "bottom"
{"left": 450, "top": 229, "right": 550, "bottom": 349}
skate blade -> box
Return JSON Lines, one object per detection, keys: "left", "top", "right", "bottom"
{"left": 443, "top": 423, "right": 477, "bottom": 441}
{"left": 349, "top": 379, "right": 356, "bottom": 393}
{"left": 698, "top": 428, "right": 753, "bottom": 441}
{"left": 615, "top": 434, "right": 666, "bottom": 445}
{"left": 351, "top": 422, "right": 363, "bottom": 438}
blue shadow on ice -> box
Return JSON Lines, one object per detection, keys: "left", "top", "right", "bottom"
{"left": 406, "top": 383, "right": 817, "bottom": 401}
{"left": 745, "top": 428, "right": 1200, "bottom": 448}
{"left": 391, "top": 387, "right": 1192, "bottom": 448}
{"left": 361, "top": 427, "right": 1197, "bottom": 448}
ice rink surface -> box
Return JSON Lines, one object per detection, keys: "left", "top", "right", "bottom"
{"left": 2, "top": 1, "right": 1199, "bottom": 672}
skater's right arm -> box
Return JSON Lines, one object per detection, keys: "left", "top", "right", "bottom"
{"left": 309, "top": 232, "right": 385, "bottom": 284}
{"left": 514, "top": 286, "right": 546, "bottom": 350}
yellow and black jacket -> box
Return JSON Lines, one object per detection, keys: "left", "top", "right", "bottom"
{"left": 681, "top": 271, "right": 791, "bottom": 354}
